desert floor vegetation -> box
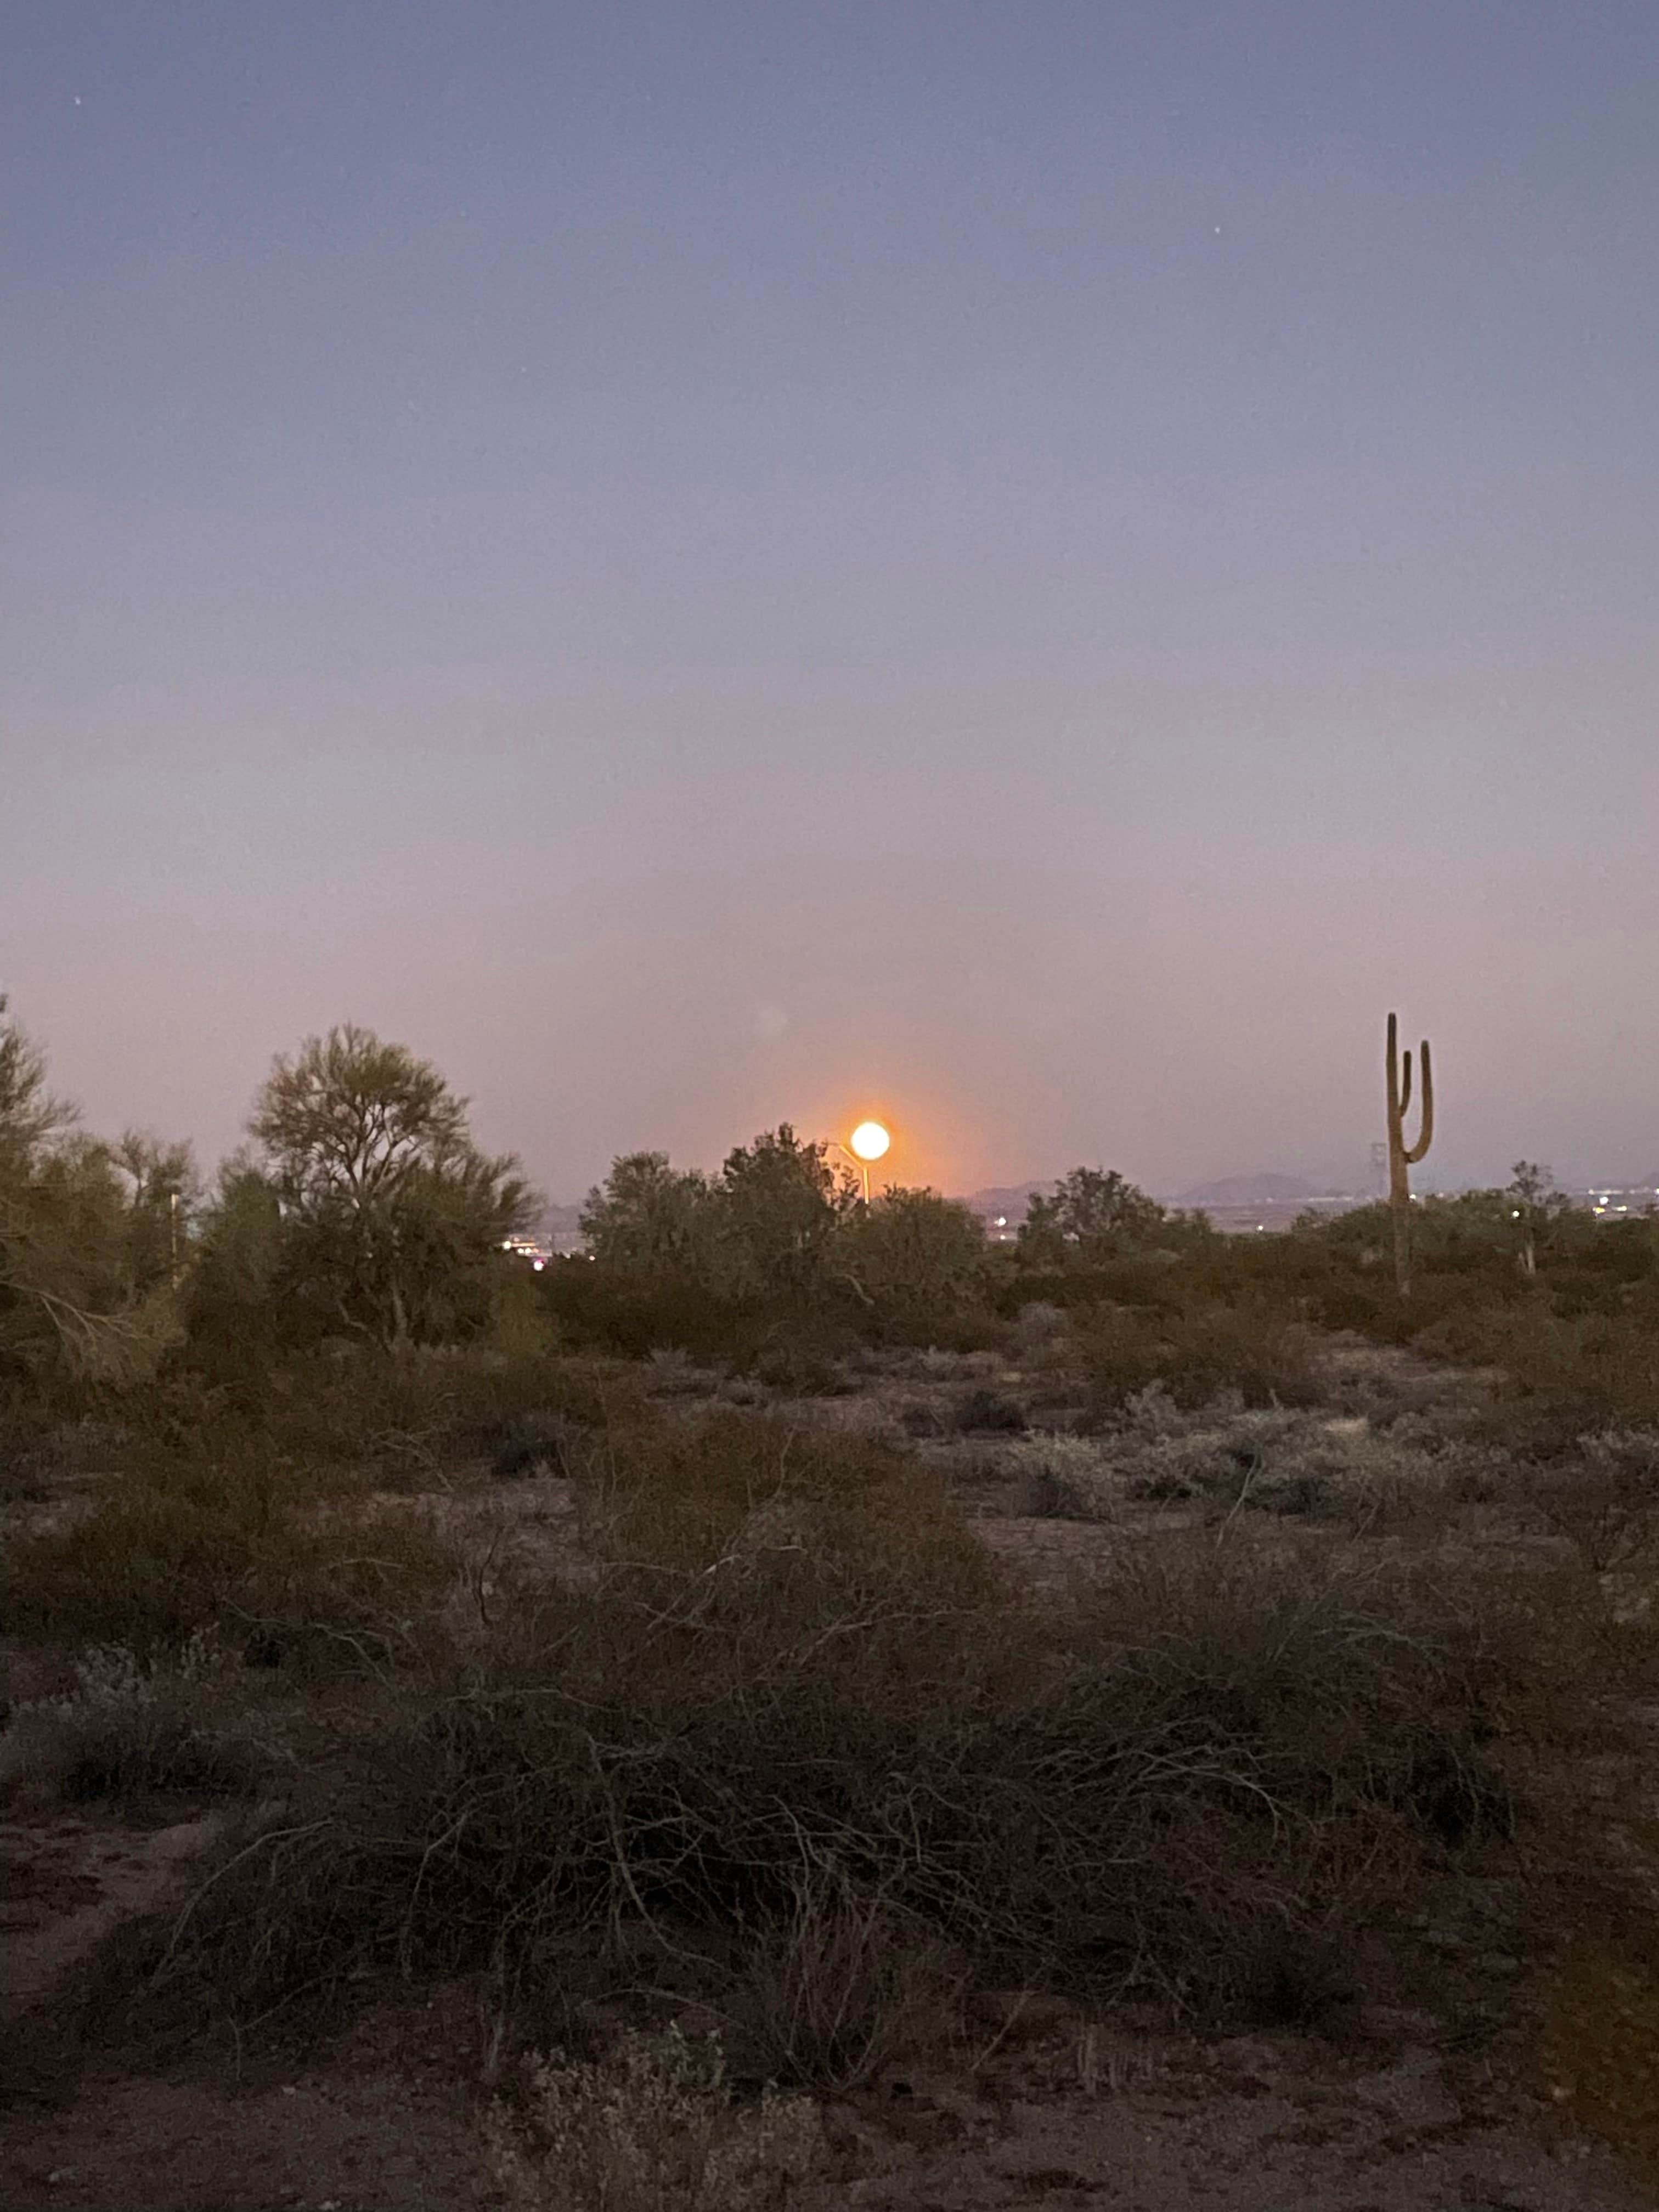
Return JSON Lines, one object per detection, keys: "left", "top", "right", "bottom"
{"left": 9, "top": 1310, "right": 1659, "bottom": 2208}
{"left": 7, "top": 1013, "right": 1659, "bottom": 2202}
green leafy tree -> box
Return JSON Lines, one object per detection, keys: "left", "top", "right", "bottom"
{"left": 0, "top": 1000, "right": 185, "bottom": 1386}
{"left": 0, "top": 995, "right": 74, "bottom": 1177}
{"left": 1017, "top": 1166, "right": 1166, "bottom": 1269}
{"left": 185, "top": 1153, "right": 287, "bottom": 1374}
{"left": 842, "top": 1187, "right": 989, "bottom": 1335}
{"left": 580, "top": 1152, "right": 720, "bottom": 1276}
{"left": 249, "top": 1025, "right": 538, "bottom": 1348}
{"left": 110, "top": 1130, "right": 200, "bottom": 1293}
{"left": 716, "top": 1125, "right": 856, "bottom": 1301}
{"left": 1504, "top": 1160, "right": 1581, "bottom": 1277}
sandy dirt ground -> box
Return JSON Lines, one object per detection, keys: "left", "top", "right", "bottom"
{"left": 3, "top": 2019, "right": 1650, "bottom": 2210}
{"left": 3, "top": 1807, "right": 1652, "bottom": 2210}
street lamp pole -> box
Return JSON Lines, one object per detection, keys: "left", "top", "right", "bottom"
{"left": 831, "top": 1120, "right": 892, "bottom": 1204}
{"left": 830, "top": 1143, "right": 873, "bottom": 1203}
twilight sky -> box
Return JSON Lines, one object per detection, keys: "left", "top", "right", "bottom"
{"left": 5, "top": 1, "right": 1658, "bottom": 1201}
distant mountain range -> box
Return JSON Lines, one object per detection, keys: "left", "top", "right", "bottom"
{"left": 543, "top": 1172, "right": 1355, "bottom": 1245}
{"left": 1172, "top": 1173, "right": 1318, "bottom": 1210}
{"left": 961, "top": 1183, "right": 1047, "bottom": 1224}
{"left": 961, "top": 1173, "right": 1327, "bottom": 1225}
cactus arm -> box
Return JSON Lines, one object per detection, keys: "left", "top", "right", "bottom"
{"left": 1404, "top": 1039, "right": 1434, "bottom": 1165}
{"left": 1386, "top": 1013, "right": 1401, "bottom": 1124}
{"left": 1400, "top": 1049, "right": 1413, "bottom": 1121}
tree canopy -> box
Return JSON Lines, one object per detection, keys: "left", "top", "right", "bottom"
{"left": 0, "top": 997, "right": 191, "bottom": 1385}
{"left": 249, "top": 1025, "right": 537, "bottom": 1348}
{"left": 580, "top": 1152, "right": 719, "bottom": 1276}
{"left": 1016, "top": 1166, "right": 1168, "bottom": 1268}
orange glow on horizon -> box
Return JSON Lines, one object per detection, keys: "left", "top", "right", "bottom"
{"left": 800, "top": 1082, "right": 986, "bottom": 1194}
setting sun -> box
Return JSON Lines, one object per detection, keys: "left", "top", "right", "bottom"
{"left": 849, "top": 1120, "right": 891, "bottom": 1163}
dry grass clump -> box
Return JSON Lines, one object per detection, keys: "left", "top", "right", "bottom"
{"left": 483, "top": 2023, "right": 820, "bottom": 2211}
{"left": 732, "top": 1877, "right": 966, "bottom": 2090}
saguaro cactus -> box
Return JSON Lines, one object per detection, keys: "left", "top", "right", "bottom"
{"left": 1385, "top": 1012, "right": 1434, "bottom": 1299}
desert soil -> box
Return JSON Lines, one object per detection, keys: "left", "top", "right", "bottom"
{"left": 4, "top": 1343, "right": 1656, "bottom": 2207}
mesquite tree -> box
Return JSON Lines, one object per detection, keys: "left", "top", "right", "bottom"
{"left": 250, "top": 1025, "right": 537, "bottom": 1348}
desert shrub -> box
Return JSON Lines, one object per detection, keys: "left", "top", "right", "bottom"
{"left": 0, "top": 1423, "right": 456, "bottom": 1658}
{"left": 1013, "top": 1301, "right": 1069, "bottom": 1361}
{"left": 540, "top": 1260, "right": 773, "bottom": 1365}
{"left": 839, "top": 1188, "right": 993, "bottom": 1346}
{"left": 1002, "top": 1431, "right": 1118, "bottom": 1519}
{"left": 255, "top": 1345, "right": 631, "bottom": 1480}
{"left": 1522, "top": 1430, "right": 1659, "bottom": 1573}
{"left": 953, "top": 1385, "right": 1026, "bottom": 1434}
{"left": 1432, "top": 1304, "right": 1659, "bottom": 1427}
{"left": 583, "top": 1407, "right": 992, "bottom": 1598}
{"left": 0, "top": 1639, "right": 270, "bottom": 1810}
{"left": 1495, "top": 1309, "right": 1659, "bottom": 1415}
{"left": 1077, "top": 1299, "right": 1318, "bottom": 1414}
{"left": 1157, "top": 1303, "right": 1319, "bottom": 1408}
{"left": 1008, "top": 1213, "right": 1659, "bottom": 1374}
{"left": 98, "top": 1503, "right": 1619, "bottom": 2062}
{"left": 749, "top": 1329, "right": 856, "bottom": 1396}
{"left": 733, "top": 1878, "right": 964, "bottom": 2090}
{"left": 1251, "top": 1419, "right": 1480, "bottom": 1531}
{"left": 483, "top": 2024, "right": 820, "bottom": 2212}
{"left": 1073, "top": 1304, "right": 1170, "bottom": 1403}
{"left": 1071, "top": 1392, "right": 1483, "bottom": 1531}
{"left": 1015, "top": 1168, "right": 1167, "bottom": 1271}
{"left": 1105, "top": 1401, "right": 1269, "bottom": 1508}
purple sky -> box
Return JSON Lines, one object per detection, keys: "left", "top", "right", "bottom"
{"left": 6, "top": 2, "right": 1658, "bottom": 1200}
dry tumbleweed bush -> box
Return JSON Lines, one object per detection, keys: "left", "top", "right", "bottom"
{"left": 483, "top": 2022, "right": 820, "bottom": 2211}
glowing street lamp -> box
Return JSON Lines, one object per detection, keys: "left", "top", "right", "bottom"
{"left": 836, "top": 1119, "right": 891, "bottom": 1202}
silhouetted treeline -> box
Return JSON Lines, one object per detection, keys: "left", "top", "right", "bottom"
{"left": 3, "top": 994, "right": 1657, "bottom": 1420}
